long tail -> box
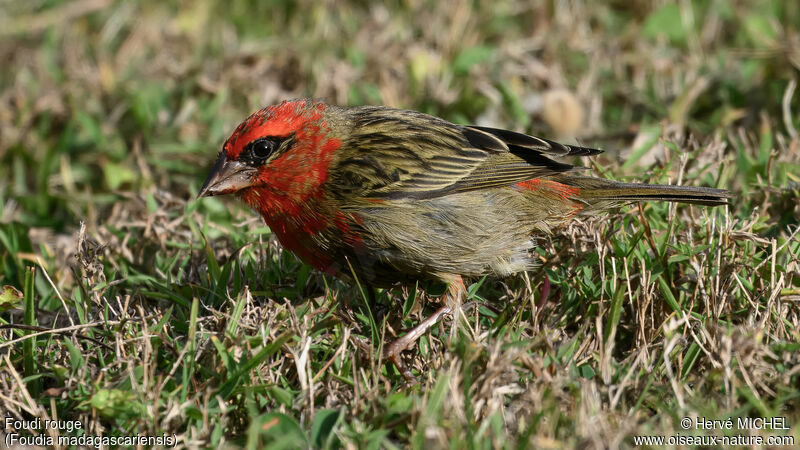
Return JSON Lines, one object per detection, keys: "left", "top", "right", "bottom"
{"left": 558, "top": 176, "right": 731, "bottom": 206}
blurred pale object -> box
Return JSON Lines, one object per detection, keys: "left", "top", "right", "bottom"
{"left": 542, "top": 89, "right": 585, "bottom": 138}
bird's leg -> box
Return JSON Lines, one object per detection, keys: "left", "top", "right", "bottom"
{"left": 383, "top": 305, "right": 452, "bottom": 381}
{"left": 383, "top": 275, "right": 465, "bottom": 383}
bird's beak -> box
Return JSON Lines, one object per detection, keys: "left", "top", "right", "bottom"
{"left": 198, "top": 153, "right": 259, "bottom": 198}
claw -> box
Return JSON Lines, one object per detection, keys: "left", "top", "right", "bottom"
{"left": 381, "top": 274, "right": 465, "bottom": 383}
{"left": 382, "top": 305, "right": 453, "bottom": 384}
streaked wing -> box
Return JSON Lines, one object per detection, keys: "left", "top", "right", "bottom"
{"left": 329, "top": 106, "right": 602, "bottom": 200}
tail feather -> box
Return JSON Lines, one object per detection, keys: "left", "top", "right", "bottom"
{"left": 558, "top": 176, "right": 731, "bottom": 206}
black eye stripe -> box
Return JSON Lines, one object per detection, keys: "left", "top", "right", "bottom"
{"left": 240, "top": 135, "right": 293, "bottom": 166}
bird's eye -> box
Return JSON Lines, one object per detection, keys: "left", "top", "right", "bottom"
{"left": 251, "top": 139, "right": 274, "bottom": 158}
{"left": 242, "top": 138, "right": 276, "bottom": 166}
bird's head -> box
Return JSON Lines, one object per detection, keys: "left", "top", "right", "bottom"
{"left": 198, "top": 99, "right": 342, "bottom": 210}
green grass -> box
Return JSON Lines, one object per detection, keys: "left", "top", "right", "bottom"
{"left": 1, "top": 0, "right": 799, "bottom": 448}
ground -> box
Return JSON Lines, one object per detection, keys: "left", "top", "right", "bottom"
{"left": 0, "top": 0, "right": 799, "bottom": 448}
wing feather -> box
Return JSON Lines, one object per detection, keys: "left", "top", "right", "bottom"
{"left": 327, "top": 106, "right": 601, "bottom": 200}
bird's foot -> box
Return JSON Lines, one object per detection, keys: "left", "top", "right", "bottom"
{"left": 382, "top": 305, "right": 453, "bottom": 384}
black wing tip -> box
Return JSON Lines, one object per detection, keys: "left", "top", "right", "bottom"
{"left": 468, "top": 125, "right": 603, "bottom": 157}
{"left": 535, "top": 136, "right": 603, "bottom": 157}
{"left": 461, "top": 127, "right": 507, "bottom": 152}
{"left": 467, "top": 126, "right": 537, "bottom": 148}
{"left": 564, "top": 144, "right": 604, "bottom": 157}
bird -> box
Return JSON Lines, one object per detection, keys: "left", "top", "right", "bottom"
{"left": 198, "top": 99, "right": 729, "bottom": 381}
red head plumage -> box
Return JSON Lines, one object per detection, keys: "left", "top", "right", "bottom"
{"left": 223, "top": 99, "right": 327, "bottom": 160}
